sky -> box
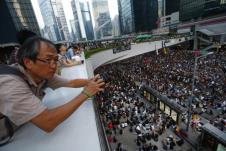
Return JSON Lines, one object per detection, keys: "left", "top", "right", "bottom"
{"left": 31, "top": 0, "right": 119, "bottom": 32}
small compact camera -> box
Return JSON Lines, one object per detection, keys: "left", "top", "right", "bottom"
{"left": 99, "top": 73, "right": 110, "bottom": 83}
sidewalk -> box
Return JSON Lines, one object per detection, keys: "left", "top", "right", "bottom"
{"left": 179, "top": 122, "right": 201, "bottom": 150}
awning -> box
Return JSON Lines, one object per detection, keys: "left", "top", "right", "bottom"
{"left": 177, "top": 28, "right": 191, "bottom": 34}
{"left": 197, "top": 22, "right": 226, "bottom": 36}
{"left": 136, "top": 34, "right": 153, "bottom": 40}
{"left": 202, "top": 123, "right": 226, "bottom": 146}
{"left": 142, "top": 85, "right": 186, "bottom": 113}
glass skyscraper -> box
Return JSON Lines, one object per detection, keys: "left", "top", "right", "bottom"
{"left": 158, "top": 0, "right": 165, "bottom": 18}
{"left": 180, "top": 0, "right": 226, "bottom": 22}
{"left": 71, "top": 0, "right": 83, "bottom": 41}
{"left": 92, "top": 0, "right": 112, "bottom": 39}
{"left": 118, "top": 0, "right": 158, "bottom": 35}
{"left": 165, "top": 0, "right": 179, "bottom": 15}
{"left": 118, "top": 0, "right": 133, "bottom": 34}
{"left": 71, "top": 0, "right": 94, "bottom": 41}
{"left": 53, "top": 0, "right": 70, "bottom": 41}
{"left": 70, "top": 19, "right": 78, "bottom": 42}
{"left": 80, "top": 1, "right": 94, "bottom": 40}
{"left": 39, "top": 0, "right": 70, "bottom": 42}
{"left": 0, "top": 0, "right": 40, "bottom": 44}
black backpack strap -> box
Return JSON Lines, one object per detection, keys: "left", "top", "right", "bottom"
{"left": 0, "top": 64, "right": 26, "bottom": 146}
{"left": 0, "top": 115, "right": 14, "bottom": 146}
{"left": 4, "top": 116, "right": 14, "bottom": 139}
{"left": 0, "top": 64, "right": 45, "bottom": 87}
{"left": 0, "top": 64, "right": 26, "bottom": 80}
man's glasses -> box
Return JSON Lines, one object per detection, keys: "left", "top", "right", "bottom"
{"left": 36, "top": 58, "right": 59, "bottom": 66}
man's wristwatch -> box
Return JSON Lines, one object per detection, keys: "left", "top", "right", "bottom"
{"left": 82, "top": 89, "right": 92, "bottom": 98}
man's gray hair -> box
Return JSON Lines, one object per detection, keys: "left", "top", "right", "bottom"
{"left": 17, "top": 36, "right": 56, "bottom": 68}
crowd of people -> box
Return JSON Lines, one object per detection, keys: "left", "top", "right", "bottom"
{"left": 95, "top": 42, "right": 226, "bottom": 150}
{"left": 95, "top": 66, "right": 186, "bottom": 150}
{"left": 123, "top": 44, "right": 225, "bottom": 131}
{"left": 71, "top": 38, "right": 133, "bottom": 52}
{"left": 73, "top": 34, "right": 189, "bottom": 52}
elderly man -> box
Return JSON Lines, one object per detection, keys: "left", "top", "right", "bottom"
{"left": 0, "top": 37, "right": 104, "bottom": 139}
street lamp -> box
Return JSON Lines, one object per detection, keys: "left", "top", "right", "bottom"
{"left": 186, "top": 51, "right": 214, "bottom": 131}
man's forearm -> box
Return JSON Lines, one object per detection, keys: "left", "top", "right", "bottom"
{"left": 31, "top": 92, "right": 89, "bottom": 132}
{"left": 31, "top": 74, "right": 103, "bottom": 133}
{"left": 68, "top": 79, "right": 90, "bottom": 87}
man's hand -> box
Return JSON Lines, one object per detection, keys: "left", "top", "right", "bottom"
{"left": 84, "top": 74, "right": 105, "bottom": 96}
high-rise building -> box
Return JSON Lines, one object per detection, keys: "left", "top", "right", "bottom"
{"left": 39, "top": 0, "right": 59, "bottom": 41}
{"left": 112, "top": 15, "right": 120, "bottom": 37}
{"left": 157, "top": 0, "right": 179, "bottom": 18}
{"left": 0, "top": 0, "right": 40, "bottom": 44}
{"left": 204, "top": 0, "right": 226, "bottom": 16}
{"left": 165, "top": 0, "right": 179, "bottom": 15}
{"left": 117, "top": 0, "right": 133, "bottom": 34}
{"left": 80, "top": 1, "right": 94, "bottom": 40}
{"left": 71, "top": 0, "right": 94, "bottom": 41}
{"left": 180, "top": 0, "right": 226, "bottom": 22}
{"left": 158, "top": 0, "right": 165, "bottom": 18}
{"left": 156, "top": 0, "right": 179, "bottom": 33}
{"left": 179, "top": 0, "right": 205, "bottom": 22}
{"left": 52, "top": 0, "right": 70, "bottom": 41}
{"left": 159, "top": 12, "right": 179, "bottom": 29}
{"left": 221, "top": 0, "right": 226, "bottom": 4}
{"left": 92, "top": 0, "right": 112, "bottom": 39}
{"left": 70, "top": 19, "right": 78, "bottom": 42}
{"left": 40, "top": 27, "right": 51, "bottom": 40}
{"left": 39, "top": 0, "right": 70, "bottom": 42}
{"left": 118, "top": 0, "right": 158, "bottom": 35}
{"left": 71, "top": 0, "right": 83, "bottom": 41}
